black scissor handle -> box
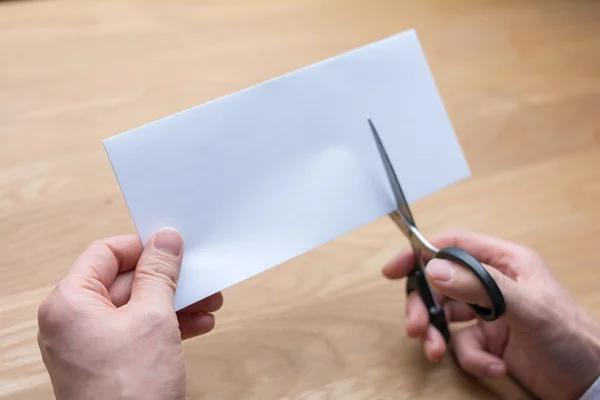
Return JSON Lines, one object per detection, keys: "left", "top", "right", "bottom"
{"left": 436, "top": 246, "right": 506, "bottom": 322}
{"left": 406, "top": 247, "right": 506, "bottom": 343}
{"left": 406, "top": 268, "right": 450, "bottom": 343}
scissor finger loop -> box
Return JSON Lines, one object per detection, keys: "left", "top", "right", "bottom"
{"left": 435, "top": 246, "right": 506, "bottom": 321}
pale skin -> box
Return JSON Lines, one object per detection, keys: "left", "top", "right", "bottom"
{"left": 37, "top": 228, "right": 600, "bottom": 400}
{"left": 37, "top": 228, "right": 222, "bottom": 400}
{"left": 382, "top": 229, "right": 600, "bottom": 400}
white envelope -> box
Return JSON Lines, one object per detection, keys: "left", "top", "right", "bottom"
{"left": 103, "top": 28, "right": 470, "bottom": 311}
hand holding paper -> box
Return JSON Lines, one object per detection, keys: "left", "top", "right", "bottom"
{"left": 103, "top": 28, "right": 470, "bottom": 311}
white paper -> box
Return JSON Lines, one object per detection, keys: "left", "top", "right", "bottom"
{"left": 103, "top": 29, "right": 470, "bottom": 311}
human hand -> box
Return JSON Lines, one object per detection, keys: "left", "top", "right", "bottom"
{"left": 382, "top": 229, "right": 600, "bottom": 400}
{"left": 37, "top": 228, "right": 223, "bottom": 400}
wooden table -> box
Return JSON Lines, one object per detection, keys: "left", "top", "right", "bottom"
{"left": 1, "top": 0, "right": 599, "bottom": 398}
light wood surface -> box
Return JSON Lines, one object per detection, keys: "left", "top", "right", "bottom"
{"left": 1, "top": 0, "right": 600, "bottom": 398}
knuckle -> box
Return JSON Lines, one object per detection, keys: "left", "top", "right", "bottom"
{"left": 511, "top": 244, "right": 543, "bottom": 267}
{"left": 493, "top": 269, "right": 510, "bottom": 288}
{"left": 138, "top": 256, "right": 179, "bottom": 290}
{"left": 138, "top": 305, "right": 178, "bottom": 338}
{"left": 89, "top": 239, "right": 121, "bottom": 265}
{"left": 37, "top": 297, "right": 56, "bottom": 329}
{"left": 88, "top": 239, "right": 110, "bottom": 257}
{"left": 524, "top": 248, "right": 545, "bottom": 267}
{"left": 37, "top": 280, "right": 76, "bottom": 334}
{"left": 89, "top": 238, "right": 105, "bottom": 248}
{"left": 143, "top": 305, "right": 171, "bottom": 325}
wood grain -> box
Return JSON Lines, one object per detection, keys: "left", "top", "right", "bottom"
{"left": 1, "top": 0, "right": 599, "bottom": 398}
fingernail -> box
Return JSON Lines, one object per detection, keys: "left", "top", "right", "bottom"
{"left": 154, "top": 227, "right": 183, "bottom": 257}
{"left": 426, "top": 259, "right": 454, "bottom": 282}
{"left": 487, "top": 363, "right": 505, "bottom": 377}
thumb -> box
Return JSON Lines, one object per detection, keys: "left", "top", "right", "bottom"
{"left": 130, "top": 227, "right": 184, "bottom": 309}
{"left": 425, "top": 258, "right": 524, "bottom": 321}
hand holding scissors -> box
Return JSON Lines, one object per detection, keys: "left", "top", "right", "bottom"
{"left": 368, "top": 119, "right": 506, "bottom": 343}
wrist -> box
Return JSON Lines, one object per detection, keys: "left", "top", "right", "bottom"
{"left": 54, "top": 376, "right": 120, "bottom": 400}
{"left": 53, "top": 372, "right": 158, "bottom": 400}
{"left": 571, "top": 310, "right": 600, "bottom": 399}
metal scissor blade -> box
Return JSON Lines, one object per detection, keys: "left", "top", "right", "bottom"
{"left": 367, "top": 119, "right": 416, "bottom": 228}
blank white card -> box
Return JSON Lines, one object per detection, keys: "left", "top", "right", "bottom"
{"left": 103, "top": 29, "right": 470, "bottom": 310}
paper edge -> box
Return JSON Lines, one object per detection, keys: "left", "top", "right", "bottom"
{"left": 102, "top": 141, "right": 145, "bottom": 241}
{"left": 101, "top": 28, "right": 419, "bottom": 145}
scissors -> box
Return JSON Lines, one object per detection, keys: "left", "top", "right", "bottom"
{"left": 367, "top": 119, "right": 506, "bottom": 343}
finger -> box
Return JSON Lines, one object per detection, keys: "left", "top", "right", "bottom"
{"left": 178, "top": 314, "right": 215, "bottom": 340}
{"left": 382, "top": 247, "right": 416, "bottom": 280}
{"left": 382, "top": 228, "right": 528, "bottom": 280}
{"left": 452, "top": 324, "right": 507, "bottom": 378}
{"left": 444, "top": 301, "right": 476, "bottom": 323}
{"left": 67, "top": 234, "right": 143, "bottom": 289}
{"left": 108, "top": 270, "right": 134, "bottom": 307}
{"left": 406, "top": 291, "right": 429, "bottom": 338}
{"left": 130, "top": 227, "right": 184, "bottom": 309}
{"left": 110, "top": 273, "right": 225, "bottom": 312}
{"left": 110, "top": 271, "right": 224, "bottom": 314}
{"left": 427, "top": 229, "right": 534, "bottom": 278}
{"left": 423, "top": 325, "right": 446, "bottom": 362}
{"left": 481, "top": 319, "right": 510, "bottom": 357}
{"left": 425, "top": 258, "right": 518, "bottom": 310}
{"left": 178, "top": 292, "right": 224, "bottom": 314}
